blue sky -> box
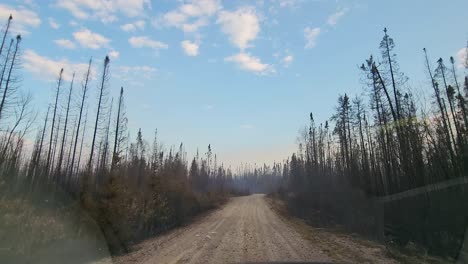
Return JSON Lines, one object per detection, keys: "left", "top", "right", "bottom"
{"left": 1, "top": 0, "right": 467, "bottom": 167}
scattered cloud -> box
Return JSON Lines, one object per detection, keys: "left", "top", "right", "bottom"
{"left": 181, "top": 17, "right": 209, "bottom": 33}
{"left": 217, "top": 7, "right": 260, "bottom": 50}
{"left": 161, "top": 12, "right": 185, "bottom": 27}
{"left": 279, "top": 0, "right": 298, "bottom": 8}
{"left": 48, "top": 17, "right": 60, "bottom": 29}
{"left": 178, "top": 0, "right": 221, "bottom": 17}
{"left": 157, "top": 0, "right": 221, "bottom": 33}
{"left": 108, "top": 49, "right": 119, "bottom": 59}
{"left": 304, "top": 27, "right": 320, "bottom": 49}
{"left": 457, "top": 47, "right": 467, "bottom": 69}
{"left": 54, "top": 39, "right": 76, "bottom": 49}
{"left": 121, "top": 24, "right": 135, "bottom": 32}
{"left": 181, "top": 40, "right": 199, "bottom": 56}
{"left": 282, "top": 55, "right": 293, "bottom": 67}
{"left": 56, "top": 1, "right": 87, "bottom": 19}
{"left": 327, "top": 8, "right": 349, "bottom": 26}
{"left": 225, "top": 52, "right": 273, "bottom": 74}
{"left": 120, "top": 20, "right": 145, "bottom": 32}
{"left": 128, "top": 36, "right": 168, "bottom": 50}
{"left": 118, "top": 65, "right": 157, "bottom": 77}
{"left": 268, "top": 0, "right": 302, "bottom": 15}
{"left": 0, "top": 4, "right": 41, "bottom": 35}
{"left": 114, "top": 65, "right": 158, "bottom": 84}
{"left": 19, "top": 0, "right": 38, "bottom": 9}
{"left": 55, "top": 0, "right": 151, "bottom": 23}
{"left": 22, "top": 49, "right": 94, "bottom": 81}
{"left": 73, "top": 28, "right": 110, "bottom": 49}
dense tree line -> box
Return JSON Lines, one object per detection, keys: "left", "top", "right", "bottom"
{"left": 275, "top": 28, "right": 468, "bottom": 257}
{"left": 0, "top": 15, "right": 244, "bottom": 258}
{"left": 286, "top": 28, "right": 468, "bottom": 198}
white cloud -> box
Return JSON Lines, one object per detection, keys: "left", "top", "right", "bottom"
{"left": 48, "top": 17, "right": 60, "bottom": 29}
{"left": 56, "top": 2, "right": 88, "bottom": 19}
{"left": 163, "top": 11, "right": 186, "bottom": 26}
{"left": 114, "top": 65, "right": 157, "bottom": 82}
{"left": 181, "top": 40, "right": 199, "bottom": 56}
{"left": 73, "top": 28, "right": 110, "bottom": 49}
{"left": 217, "top": 7, "right": 260, "bottom": 50}
{"left": 457, "top": 47, "right": 467, "bottom": 69}
{"left": 120, "top": 20, "right": 145, "bottom": 32}
{"left": 54, "top": 39, "right": 76, "bottom": 49}
{"left": 135, "top": 20, "right": 146, "bottom": 28}
{"left": 121, "top": 24, "right": 134, "bottom": 32}
{"left": 22, "top": 49, "right": 94, "bottom": 82}
{"left": 128, "top": 36, "right": 168, "bottom": 50}
{"left": 181, "top": 17, "right": 208, "bottom": 33}
{"left": 304, "top": 27, "right": 320, "bottom": 49}
{"left": 108, "top": 49, "right": 119, "bottom": 59}
{"left": 225, "top": 52, "right": 273, "bottom": 74}
{"left": 179, "top": 0, "right": 220, "bottom": 17}
{"left": 282, "top": 55, "right": 293, "bottom": 67}
{"left": 279, "top": 0, "right": 298, "bottom": 8}
{"left": 0, "top": 4, "right": 41, "bottom": 35}
{"left": 118, "top": 65, "right": 156, "bottom": 75}
{"left": 158, "top": 0, "right": 221, "bottom": 33}
{"left": 55, "top": 0, "right": 151, "bottom": 23}
{"left": 327, "top": 8, "right": 349, "bottom": 26}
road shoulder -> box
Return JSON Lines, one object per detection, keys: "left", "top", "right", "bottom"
{"left": 266, "top": 196, "right": 449, "bottom": 264}
{"left": 111, "top": 200, "right": 230, "bottom": 264}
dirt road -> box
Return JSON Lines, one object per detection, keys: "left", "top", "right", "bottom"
{"left": 115, "top": 194, "right": 415, "bottom": 264}
{"left": 115, "top": 194, "right": 330, "bottom": 263}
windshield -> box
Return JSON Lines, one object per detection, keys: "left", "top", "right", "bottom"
{"left": 0, "top": 1, "right": 467, "bottom": 263}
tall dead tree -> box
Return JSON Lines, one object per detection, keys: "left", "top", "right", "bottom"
{"left": 57, "top": 73, "right": 75, "bottom": 177}
{"left": 0, "top": 35, "right": 21, "bottom": 121}
{"left": 450, "top": 56, "right": 468, "bottom": 130}
{"left": 0, "top": 39, "right": 13, "bottom": 103}
{"left": 30, "top": 105, "right": 50, "bottom": 180}
{"left": 69, "top": 59, "right": 92, "bottom": 178}
{"left": 437, "top": 58, "right": 461, "bottom": 146}
{"left": 423, "top": 48, "right": 455, "bottom": 169}
{"left": 75, "top": 108, "right": 88, "bottom": 177}
{"left": 381, "top": 28, "right": 401, "bottom": 120}
{"left": 99, "top": 97, "right": 113, "bottom": 172}
{"left": 51, "top": 110, "right": 62, "bottom": 174}
{"left": 0, "top": 15, "right": 12, "bottom": 57}
{"left": 88, "top": 56, "right": 110, "bottom": 171}
{"left": 65, "top": 118, "right": 77, "bottom": 180}
{"left": 46, "top": 68, "right": 63, "bottom": 174}
{"left": 111, "top": 87, "right": 126, "bottom": 171}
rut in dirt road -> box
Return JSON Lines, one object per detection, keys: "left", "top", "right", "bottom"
{"left": 116, "top": 194, "right": 331, "bottom": 264}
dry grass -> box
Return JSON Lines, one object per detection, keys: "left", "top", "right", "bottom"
{"left": 0, "top": 196, "right": 112, "bottom": 264}
{"left": 266, "top": 196, "right": 452, "bottom": 264}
